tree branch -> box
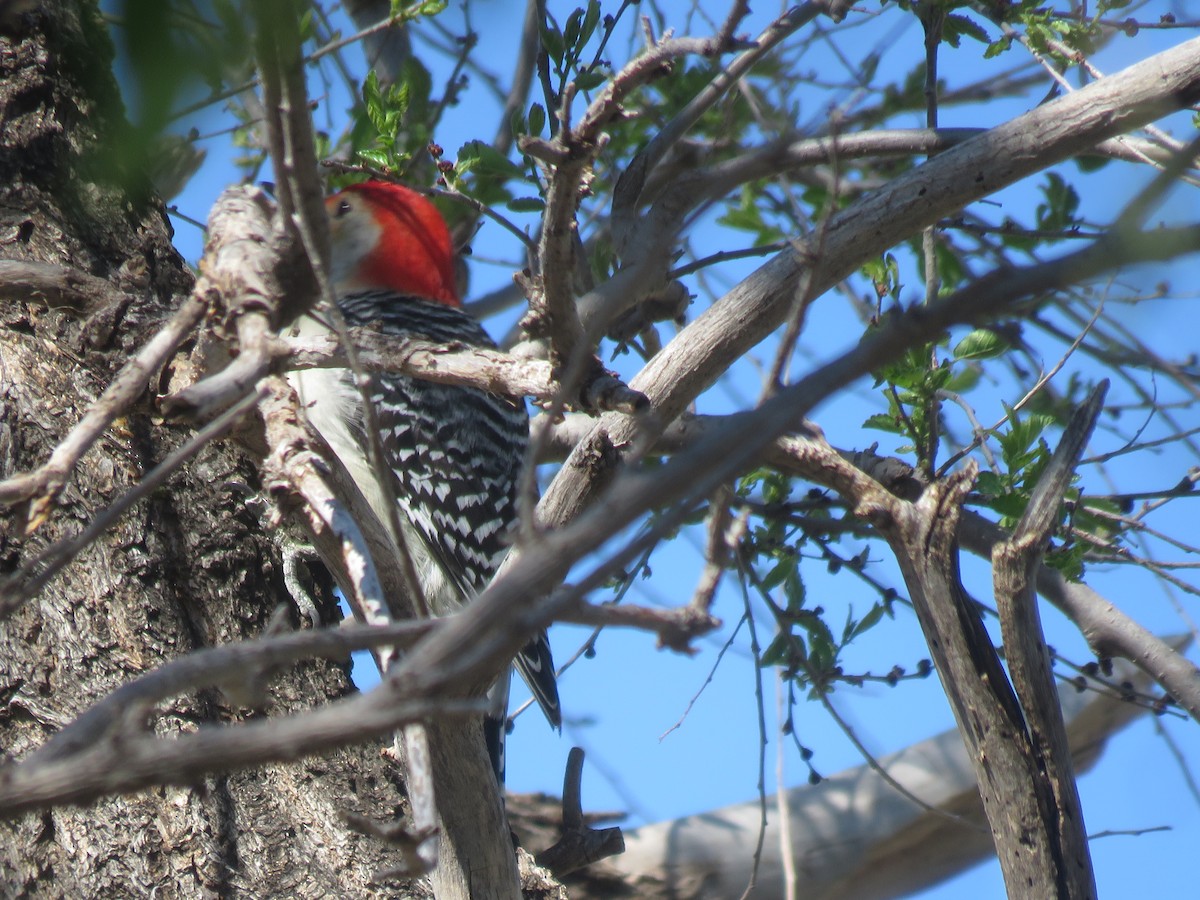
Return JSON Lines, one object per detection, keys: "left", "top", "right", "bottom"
{"left": 544, "top": 405, "right": 1200, "bottom": 724}
{"left": 286, "top": 329, "right": 648, "bottom": 413}
{"left": 0, "top": 259, "right": 129, "bottom": 313}
{"left": 989, "top": 381, "right": 1109, "bottom": 899}
{"left": 535, "top": 35, "right": 1200, "bottom": 536}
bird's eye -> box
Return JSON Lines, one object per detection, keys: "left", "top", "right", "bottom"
{"left": 335, "top": 199, "right": 352, "bottom": 217}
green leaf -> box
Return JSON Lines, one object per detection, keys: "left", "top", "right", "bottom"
{"left": 926, "top": 363, "right": 953, "bottom": 391}
{"left": 455, "top": 140, "right": 523, "bottom": 179}
{"left": 984, "top": 34, "right": 1013, "bottom": 57}
{"left": 506, "top": 196, "right": 545, "bottom": 212}
{"left": 761, "top": 558, "right": 792, "bottom": 591}
{"left": 575, "top": 69, "right": 607, "bottom": 91}
{"left": 1075, "top": 153, "right": 1110, "bottom": 173}
{"left": 932, "top": 240, "right": 968, "bottom": 291}
{"left": 564, "top": 7, "right": 584, "bottom": 48}
{"left": 851, "top": 603, "right": 886, "bottom": 640}
{"left": 975, "top": 470, "right": 1007, "bottom": 498}
{"left": 761, "top": 632, "right": 791, "bottom": 667}
{"left": 541, "top": 19, "right": 565, "bottom": 66}
{"left": 863, "top": 412, "right": 905, "bottom": 435}
{"left": 953, "top": 328, "right": 1010, "bottom": 360}
{"left": 298, "top": 9, "right": 315, "bottom": 42}
{"left": 1036, "top": 172, "right": 1081, "bottom": 234}
{"left": 527, "top": 102, "right": 546, "bottom": 137}
{"left": 397, "top": 56, "right": 431, "bottom": 125}
{"left": 363, "top": 70, "right": 386, "bottom": 134}
{"left": 944, "top": 364, "right": 981, "bottom": 394}
{"left": 1045, "top": 543, "right": 1085, "bottom": 580}
{"left": 942, "top": 13, "right": 990, "bottom": 47}
{"left": 580, "top": 0, "right": 602, "bottom": 47}
{"left": 999, "top": 411, "right": 1055, "bottom": 467}
{"left": 357, "top": 148, "right": 391, "bottom": 168}
{"left": 862, "top": 253, "right": 902, "bottom": 300}
{"left": 989, "top": 490, "right": 1033, "bottom": 520}
{"left": 759, "top": 471, "right": 791, "bottom": 505}
{"left": 784, "top": 567, "right": 806, "bottom": 612}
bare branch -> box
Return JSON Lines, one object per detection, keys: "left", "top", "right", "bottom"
{"left": 0, "top": 290, "right": 205, "bottom": 513}
{"left": 990, "top": 383, "right": 1110, "bottom": 899}
{"left": 28, "top": 619, "right": 434, "bottom": 766}
{"left": 557, "top": 599, "right": 721, "bottom": 654}
{"left": 612, "top": 1, "right": 852, "bottom": 254}
{"left": 529, "top": 0, "right": 804, "bottom": 370}
{"left": 609, "top": 645, "right": 1177, "bottom": 897}
{"left": 0, "top": 687, "right": 479, "bottom": 816}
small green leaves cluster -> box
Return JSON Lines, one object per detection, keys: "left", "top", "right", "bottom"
{"left": 983, "top": 0, "right": 1109, "bottom": 62}
{"left": 975, "top": 405, "right": 1055, "bottom": 522}
{"left": 996, "top": 172, "right": 1085, "bottom": 251}
{"left": 541, "top": 0, "right": 607, "bottom": 93}
{"left": 865, "top": 337, "right": 984, "bottom": 460}
{"left": 1020, "top": 9, "right": 1097, "bottom": 63}
{"left": 351, "top": 1, "right": 451, "bottom": 175}
{"left": 973, "top": 404, "right": 1113, "bottom": 579}
{"left": 357, "top": 62, "right": 433, "bottom": 174}
{"left": 1047, "top": 495, "right": 1122, "bottom": 579}
{"left": 862, "top": 288, "right": 1120, "bottom": 581}
{"left": 863, "top": 252, "right": 902, "bottom": 305}
{"left": 356, "top": 33, "right": 544, "bottom": 215}
{"left": 1035, "top": 173, "right": 1082, "bottom": 235}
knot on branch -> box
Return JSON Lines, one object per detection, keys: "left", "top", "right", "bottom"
{"left": 514, "top": 269, "right": 552, "bottom": 341}
{"left": 658, "top": 606, "right": 722, "bottom": 653}
{"left": 518, "top": 135, "right": 569, "bottom": 165}
{"left": 573, "top": 361, "right": 650, "bottom": 415}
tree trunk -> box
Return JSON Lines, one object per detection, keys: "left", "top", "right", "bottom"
{"left": 0, "top": 3, "right": 419, "bottom": 896}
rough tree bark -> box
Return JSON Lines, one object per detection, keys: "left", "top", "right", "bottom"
{"left": 0, "top": 4, "right": 420, "bottom": 896}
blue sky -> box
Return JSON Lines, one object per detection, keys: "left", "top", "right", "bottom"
{"left": 128, "top": 1, "right": 1200, "bottom": 896}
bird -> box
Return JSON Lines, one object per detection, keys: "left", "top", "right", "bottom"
{"left": 288, "top": 180, "right": 560, "bottom": 780}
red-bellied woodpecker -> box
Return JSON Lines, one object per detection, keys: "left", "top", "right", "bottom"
{"left": 289, "top": 181, "right": 560, "bottom": 778}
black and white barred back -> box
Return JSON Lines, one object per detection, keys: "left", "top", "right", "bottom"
{"left": 302, "top": 290, "right": 561, "bottom": 771}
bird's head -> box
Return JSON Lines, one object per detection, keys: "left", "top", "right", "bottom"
{"left": 326, "top": 181, "right": 459, "bottom": 306}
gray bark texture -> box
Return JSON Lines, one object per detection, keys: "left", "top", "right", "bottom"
{"left": 0, "top": 3, "right": 422, "bottom": 896}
